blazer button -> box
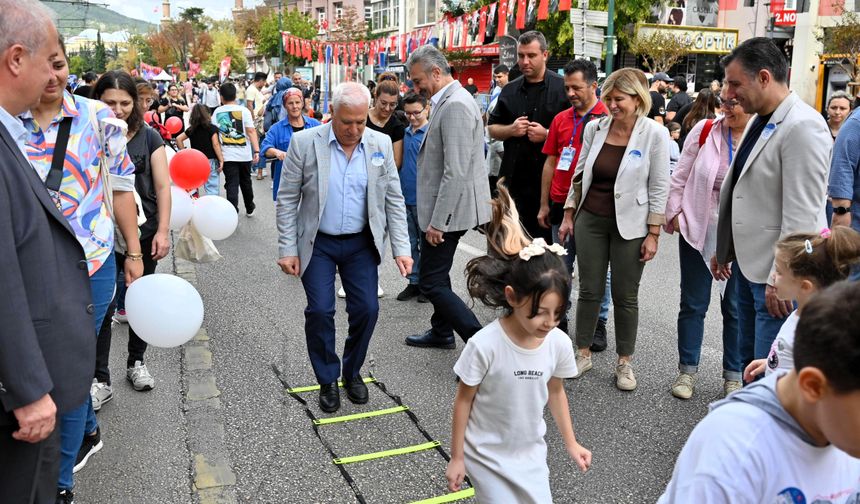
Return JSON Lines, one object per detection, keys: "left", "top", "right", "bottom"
{"left": 78, "top": 260, "right": 88, "bottom": 270}
{"left": 615, "top": 193, "right": 621, "bottom": 199}
{"left": 86, "top": 304, "right": 95, "bottom": 314}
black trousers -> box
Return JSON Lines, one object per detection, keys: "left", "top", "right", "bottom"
{"left": 96, "top": 236, "right": 158, "bottom": 382}
{"left": 222, "top": 161, "right": 255, "bottom": 213}
{"left": 0, "top": 423, "right": 60, "bottom": 503}
{"left": 418, "top": 230, "right": 482, "bottom": 342}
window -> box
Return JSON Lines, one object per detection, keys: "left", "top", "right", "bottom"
{"left": 365, "top": 6, "right": 372, "bottom": 22}
{"left": 417, "top": 0, "right": 437, "bottom": 25}
{"left": 334, "top": 2, "right": 343, "bottom": 20}
{"left": 372, "top": 0, "right": 396, "bottom": 31}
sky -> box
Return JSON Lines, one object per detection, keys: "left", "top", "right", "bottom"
{"left": 103, "top": 0, "right": 239, "bottom": 24}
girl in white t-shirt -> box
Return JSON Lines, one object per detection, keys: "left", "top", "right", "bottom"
{"left": 744, "top": 226, "right": 860, "bottom": 382}
{"left": 446, "top": 187, "right": 591, "bottom": 503}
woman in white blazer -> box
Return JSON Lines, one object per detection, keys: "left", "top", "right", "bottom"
{"left": 558, "top": 68, "right": 670, "bottom": 391}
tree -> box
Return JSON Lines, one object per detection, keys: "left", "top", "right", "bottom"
{"left": 819, "top": 8, "right": 860, "bottom": 96}
{"left": 252, "top": 7, "right": 317, "bottom": 61}
{"left": 93, "top": 31, "right": 107, "bottom": 73}
{"left": 203, "top": 29, "right": 248, "bottom": 77}
{"left": 180, "top": 7, "right": 207, "bottom": 32}
{"left": 128, "top": 34, "right": 156, "bottom": 65}
{"left": 69, "top": 55, "right": 87, "bottom": 76}
{"left": 444, "top": 48, "right": 478, "bottom": 77}
{"left": 627, "top": 29, "right": 690, "bottom": 74}
{"left": 327, "top": 6, "right": 367, "bottom": 43}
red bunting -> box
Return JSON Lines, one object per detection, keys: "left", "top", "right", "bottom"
{"left": 478, "top": 6, "right": 488, "bottom": 44}
{"left": 516, "top": 0, "right": 527, "bottom": 29}
{"left": 538, "top": 0, "right": 549, "bottom": 20}
{"left": 318, "top": 42, "right": 324, "bottom": 64}
{"left": 461, "top": 14, "right": 469, "bottom": 47}
{"left": 497, "top": 0, "right": 508, "bottom": 36}
{"left": 558, "top": 0, "right": 571, "bottom": 11}
{"left": 399, "top": 34, "right": 406, "bottom": 61}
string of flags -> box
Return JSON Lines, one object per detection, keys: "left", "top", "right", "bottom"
{"left": 281, "top": 0, "right": 575, "bottom": 66}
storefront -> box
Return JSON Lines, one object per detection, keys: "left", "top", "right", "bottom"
{"left": 636, "top": 24, "right": 740, "bottom": 92}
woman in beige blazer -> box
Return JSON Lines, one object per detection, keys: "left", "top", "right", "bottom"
{"left": 558, "top": 68, "right": 670, "bottom": 391}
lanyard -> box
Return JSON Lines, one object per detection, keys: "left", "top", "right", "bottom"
{"left": 727, "top": 127, "right": 734, "bottom": 164}
{"left": 569, "top": 104, "right": 597, "bottom": 148}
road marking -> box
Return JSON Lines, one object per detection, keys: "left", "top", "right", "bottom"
{"left": 456, "top": 242, "right": 484, "bottom": 257}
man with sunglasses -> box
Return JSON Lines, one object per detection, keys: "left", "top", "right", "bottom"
{"left": 396, "top": 92, "right": 431, "bottom": 302}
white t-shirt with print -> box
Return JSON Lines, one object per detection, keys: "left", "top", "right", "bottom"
{"left": 453, "top": 319, "right": 577, "bottom": 504}
{"left": 658, "top": 375, "right": 860, "bottom": 504}
{"left": 765, "top": 310, "right": 799, "bottom": 377}
{"left": 212, "top": 104, "right": 254, "bottom": 162}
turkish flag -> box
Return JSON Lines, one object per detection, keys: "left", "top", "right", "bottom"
{"left": 461, "top": 14, "right": 469, "bottom": 47}
{"left": 318, "top": 42, "right": 324, "bottom": 64}
{"left": 538, "top": 0, "right": 549, "bottom": 20}
{"left": 478, "top": 6, "right": 488, "bottom": 44}
{"left": 516, "top": 0, "right": 527, "bottom": 29}
{"left": 497, "top": 0, "right": 508, "bottom": 36}
{"left": 559, "top": 0, "right": 571, "bottom": 11}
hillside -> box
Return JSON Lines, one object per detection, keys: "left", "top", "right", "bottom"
{"left": 43, "top": 0, "right": 155, "bottom": 36}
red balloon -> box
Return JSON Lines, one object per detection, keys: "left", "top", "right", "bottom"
{"left": 144, "top": 110, "right": 159, "bottom": 124}
{"left": 169, "top": 149, "right": 210, "bottom": 190}
{"left": 165, "top": 116, "right": 183, "bottom": 135}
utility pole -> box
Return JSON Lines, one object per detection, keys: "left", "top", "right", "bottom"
{"left": 605, "top": 0, "right": 615, "bottom": 74}
{"left": 278, "top": 0, "right": 285, "bottom": 73}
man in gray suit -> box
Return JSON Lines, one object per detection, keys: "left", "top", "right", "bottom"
{"left": 0, "top": 2, "right": 96, "bottom": 501}
{"left": 276, "top": 82, "right": 412, "bottom": 413}
{"left": 714, "top": 38, "right": 831, "bottom": 371}
{"left": 404, "top": 46, "right": 492, "bottom": 349}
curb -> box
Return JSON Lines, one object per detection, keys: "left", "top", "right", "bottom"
{"left": 175, "top": 256, "right": 238, "bottom": 504}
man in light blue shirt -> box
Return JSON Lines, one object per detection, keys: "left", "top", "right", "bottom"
{"left": 395, "top": 92, "right": 430, "bottom": 302}
{"left": 829, "top": 107, "right": 860, "bottom": 233}
{"left": 275, "top": 82, "right": 412, "bottom": 413}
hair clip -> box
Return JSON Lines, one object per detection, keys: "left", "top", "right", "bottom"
{"left": 804, "top": 239, "right": 814, "bottom": 254}
{"left": 518, "top": 238, "right": 568, "bottom": 261}
{"left": 820, "top": 227, "right": 832, "bottom": 239}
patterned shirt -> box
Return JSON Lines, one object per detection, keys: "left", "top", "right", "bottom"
{"left": 22, "top": 91, "right": 135, "bottom": 275}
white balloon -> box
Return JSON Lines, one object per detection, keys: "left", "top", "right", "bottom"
{"left": 192, "top": 195, "right": 238, "bottom": 241}
{"left": 169, "top": 186, "right": 193, "bottom": 230}
{"left": 125, "top": 274, "right": 204, "bottom": 348}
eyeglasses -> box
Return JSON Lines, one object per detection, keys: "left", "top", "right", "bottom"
{"left": 720, "top": 99, "right": 739, "bottom": 110}
{"left": 404, "top": 108, "right": 426, "bottom": 117}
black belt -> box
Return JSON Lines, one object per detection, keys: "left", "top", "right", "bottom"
{"left": 318, "top": 230, "right": 367, "bottom": 240}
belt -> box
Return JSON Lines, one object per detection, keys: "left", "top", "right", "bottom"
{"left": 318, "top": 230, "right": 366, "bottom": 240}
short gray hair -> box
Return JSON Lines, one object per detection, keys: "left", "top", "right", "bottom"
{"left": 0, "top": 0, "right": 56, "bottom": 55}
{"left": 331, "top": 81, "right": 371, "bottom": 111}
{"left": 406, "top": 45, "right": 451, "bottom": 76}
{"left": 828, "top": 90, "right": 854, "bottom": 109}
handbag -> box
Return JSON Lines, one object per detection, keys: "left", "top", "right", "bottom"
{"left": 174, "top": 222, "right": 222, "bottom": 263}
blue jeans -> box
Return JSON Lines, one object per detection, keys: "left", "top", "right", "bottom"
{"left": 405, "top": 205, "right": 421, "bottom": 285}
{"left": 551, "top": 222, "right": 611, "bottom": 321}
{"left": 301, "top": 232, "right": 379, "bottom": 384}
{"left": 736, "top": 265, "right": 788, "bottom": 373}
{"left": 204, "top": 158, "right": 220, "bottom": 196}
{"left": 676, "top": 236, "right": 741, "bottom": 381}
{"left": 58, "top": 254, "right": 115, "bottom": 490}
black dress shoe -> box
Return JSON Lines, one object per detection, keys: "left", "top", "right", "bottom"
{"left": 417, "top": 294, "right": 429, "bottom": 303}
{"left": 590, "top": 319, "right": 608, "bottom": 352}
{"left": 405, "top": 330, "right": 456, "bottom": 349}
{"left": 343, "top": 377, "right": 369, "bottom": 404}
{"left": 396, "top": 284, "right": 421, "bottom": 301}
{"left": 319, "top": 383, "right": 340, "bottom": 413}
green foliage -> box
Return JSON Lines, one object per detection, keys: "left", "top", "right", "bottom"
{"left": 128, "top": 34, "right": 156, "bottom": 65}
{"left": 536, "top": 13, "right": 574, "bottom": 58}
{"left": 180, "top": 7, "right": 207, "bottom": 32}
{"left": 203, "top": 29, "right": 248, "bottom": 77}
{"left": 68, "top": 55, "right": 87, "bottom": 76}
{"left": 93, "top": 31, "right": 107, "bottom": 73}
{"left": 627, "top": 28, "right": 690, "bottom": 73}
{"left": 818, "top": 10, "right": 860, "bottom": 89}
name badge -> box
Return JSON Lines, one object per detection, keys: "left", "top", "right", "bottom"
{"left": 761, "top": 123, "right": 776, "bottom": 140}
{"left": 556, "top": 147, "right": 575, "bottom": 172}
{"left": 371, "top": 152, "right": 385, "bottom": 167}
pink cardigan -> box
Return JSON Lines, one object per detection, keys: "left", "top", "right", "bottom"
{"left": 663, "top": 116, "right": 731, "bottom": 251}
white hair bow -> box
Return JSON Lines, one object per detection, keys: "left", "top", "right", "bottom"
{"left": 518, "top": 238, "right": 568, "bottom": 261}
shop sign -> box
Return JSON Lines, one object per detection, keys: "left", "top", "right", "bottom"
{"left": 637, "top": 24, "right": 739, "bottom": 55}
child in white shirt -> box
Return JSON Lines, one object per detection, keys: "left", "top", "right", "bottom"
{"left": 446, "top": 187, "right": 591, "bottom": 503}
{"left": 744, "top": 227, "right": 860, "bottom": 382}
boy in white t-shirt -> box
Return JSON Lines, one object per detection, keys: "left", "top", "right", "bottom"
{"left": 212, "top": 82, "right": 259, "bottom": 216}
{"left": 659, "top": 280, "right": 860, "bottom": 503}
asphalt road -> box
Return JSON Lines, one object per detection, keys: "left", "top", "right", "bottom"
{"left": 78, "top": 174, "right": 731, "bottom": 504}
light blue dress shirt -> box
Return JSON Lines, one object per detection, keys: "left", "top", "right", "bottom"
{"left": 0, "top": 105, "right": 30, "bottom": 159}
{"left": 318, "top": 127, "right": 369, "bottom": 235}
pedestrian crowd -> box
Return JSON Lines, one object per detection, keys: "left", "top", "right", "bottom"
{"left": 2, "top": 1, "right": 860, "bottom": 502}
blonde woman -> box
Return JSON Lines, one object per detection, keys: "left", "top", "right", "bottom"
{"left": 558, "top": 68, "right": 670, "bottom": 391}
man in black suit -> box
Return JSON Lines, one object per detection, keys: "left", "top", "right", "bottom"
{"left": 0, "top": 3, "right": 96, "bottom": 502}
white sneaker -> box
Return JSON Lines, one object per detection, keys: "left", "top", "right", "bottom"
{"left": 671, "top": 372, "right": 695, "bottom": 399}
{"left": 337, "top": 287, "right": 346, "bottom": 298}
{"left": 615, "top": 361, "right": 637, "bottom": 391}
{"left": 377, "top": 284, "right": 384, "bottom": 298}
{"left": 126, "top": 361, "right": 155, "bottom": 391}
{"left": 724, "top": 379, "right": 742, "bottom": 396}
{"left": 90, "top": 379, "right": 113, "bottom": 411}
{"left": 572, "top": 351, "right": 592, "bottom": 379}
{"left": 112, "top": 308, "right": 128, "bottom": 324}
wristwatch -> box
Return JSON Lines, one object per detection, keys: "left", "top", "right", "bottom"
{"left": 833, "top": 206, "right": 851, "bottom": 215}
